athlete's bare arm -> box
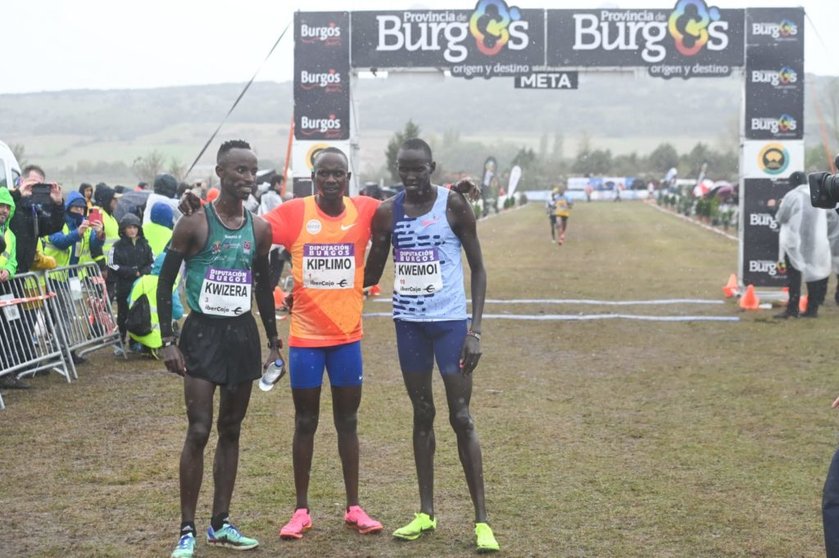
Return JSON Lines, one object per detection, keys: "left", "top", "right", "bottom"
{"left": 447, "top": 190, "right": 486, "bottom": 375}
{"left": 363, "top": 199, "right": 395, "bottom": 288}
{"left": 252, "top": 215, "right": 283, "bottom": 375}
{"left": 157, "top": 211, "right": 209, "bottom": 376}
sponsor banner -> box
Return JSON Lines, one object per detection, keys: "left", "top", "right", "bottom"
{"left": 744, "top": 48, "right": 802, "bottom": 95}
{"left": 745, "top": 7, "right": 804, "bottom": 49}
{"left": 514, "top": 71, "right": 578, "bottom": 89}
{"left": 545, "top": 3, "right": 744, "bottom": 79}
{"left": 292, "top": 140, "right": 353, "bottom": 178}
{"left": 350, "top": 2, "right": 545, "bottom": 77}
{"left": 744, "top": 109, "right": 802, "bottom": 141}
{"left": 295, "top": 11, "right": 350, "bottom": 141}
{"left": 740, "top": 176, "right": 796, "bottom": 287}
{"left": 742, "top": 141, "right": 804, "bottom": 179}
{"left": 295, "top": 11, "right": 349, "bottom": 53}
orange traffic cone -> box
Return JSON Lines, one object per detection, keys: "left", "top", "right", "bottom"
{"left": 739, "top": 285, "right": 760, "bottom": 310}
{"left": 722, "top": 274, "right": 738, "bottom": 298}
{"left": 799, "top": 295, "right": 808, "bottom": 313}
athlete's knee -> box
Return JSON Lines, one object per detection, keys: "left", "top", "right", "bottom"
{"left": 449, "top": 407, "right": 475, "bottom": 434}
{"left": 186, "top": 419, "right": 212, "bottom": 447}
{"left": 216, "top": 416, "right": 244, "bottom": 444}
{"left": 334, "top": 409, "right": 358, "bottom": 434}
{"left": 295, "top": 411, "right": 320, "bottom": 436}
{"left": 412, "top": 398, "right": 436, "bottom": 429}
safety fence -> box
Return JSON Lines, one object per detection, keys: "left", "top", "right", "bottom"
{"left": 0, "top": 263, "right": 124, "bottom": 410}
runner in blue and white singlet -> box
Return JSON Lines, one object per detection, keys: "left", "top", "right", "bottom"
{"left": 391, "top": 186, "right": 467, "bottom": 322}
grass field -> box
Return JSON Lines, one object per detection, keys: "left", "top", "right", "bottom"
{"left": 1, "top": 201, "right": 837, "bottom": 557}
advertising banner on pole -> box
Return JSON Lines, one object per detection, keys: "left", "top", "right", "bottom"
{"left": 740, "top": 176, "right": 797, "bottom": 287}
{"left": 739, "top": 7, "right": 804, "bottom": 286}
{"left": 294, "top": 12, "right": 351, "bottom": 141}
{"left": 545, "top": 4, "right": 745, "bottom": 79}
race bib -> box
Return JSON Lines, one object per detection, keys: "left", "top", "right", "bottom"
{"left": 302, "top": 243, "right": 355, "bottom": 290}
{"left": 200, "top": 267, "right": 251, "bottom": 316}
{"left": 394, "top": 248, "right": 443, "bottom": 296}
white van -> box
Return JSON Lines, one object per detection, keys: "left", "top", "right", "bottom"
{"left": 0, "top": 141, "right": 22, "bottom": 190}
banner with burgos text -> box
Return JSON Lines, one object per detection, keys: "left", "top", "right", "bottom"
{"left": 545, "top": 1, "right": 744, "bottom": 79}
{"left": 739, "top": 7, "right": 804, "bottom": 287}
{"left": 350, "top": 2, "right": 545, "bottom": 79}
{"left": 294, "top": 12, "right": 351, "bottom": 198}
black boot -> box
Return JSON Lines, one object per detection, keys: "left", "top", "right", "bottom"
{"left": 801, "top": 304, "right": 819, "bottom": 318}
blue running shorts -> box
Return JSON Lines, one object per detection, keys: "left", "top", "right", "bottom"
{"left": 394, "top": 319, "right": 468, "bottom": 375}
{"left": 288, "top": 341, "right": 363, "bottom": 389}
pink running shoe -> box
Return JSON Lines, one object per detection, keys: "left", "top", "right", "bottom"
{"left": 280, "top": 508, "right": 312, "bottom": 540}
{"left": 344, "top": 505, "right": 383, "bottom": 534}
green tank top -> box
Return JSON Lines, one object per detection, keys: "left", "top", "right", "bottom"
{"left": 185, "top": 203, "right": 256, "bottom": 317}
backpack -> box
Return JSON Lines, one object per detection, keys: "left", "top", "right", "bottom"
{"left": 126, "top": 293, "right": 152, "bottom": 336}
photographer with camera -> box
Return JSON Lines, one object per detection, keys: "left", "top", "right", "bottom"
{"left": 770, "top": 171, "right": 831, "bottom": 319}
{"left": 7, "top": 165, "right": 64, "bottom": 274}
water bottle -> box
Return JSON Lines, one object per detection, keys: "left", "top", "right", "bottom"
{"left": 258, "top": 357, "right": 285, "bottom": 392}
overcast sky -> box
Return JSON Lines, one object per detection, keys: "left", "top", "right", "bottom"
{"left": 3, "top": 0, "right": 838, "bottom": 95}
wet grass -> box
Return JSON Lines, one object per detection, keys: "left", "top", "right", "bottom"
{"left": 0, "top": 201, "right": 834, "bottom": 557}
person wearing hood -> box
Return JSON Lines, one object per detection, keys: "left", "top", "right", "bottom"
{"left": 109, "top": 214, "right": 154, "bottom": 351}
{"left": 91, "top": 184, "right": 122, "bottom": 298}
{"left": 826, "top": 210, "right": 839, "bottom": 306}
{"left": 0, "top": 188, "right": 17, "bottom": 282}
{"left": 145, "top": 202, "right": 174, "bottom": 259}
{"left": 143, "top": 174, "right": 182, "bottom": 226}
{"left": 43, "top": 191, "right": 105, "bottom": 269}
{"left": 9, "top": 164, "right": 64, "bottom": 274}
{"left": 0, "top": 187, "right": 28, "bottom": 390}
{"left": 771, "top": 174, "right": 832, "bottom": 318}
{"left": 126, "top": 252, "right": 183, "bottom": 356}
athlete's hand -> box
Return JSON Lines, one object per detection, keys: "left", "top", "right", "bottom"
{"left": 459, "top": 333, "right": 482, "bottom": 375}
{"left": 161, "top": 345, "right": 187, "bottom": 377}
{"left": 178, "top": 190, "right": 203, "bottom": 216}
{"left": 283, "top": 292, "right": 294, "bottom": 313}
{"left": 263, "top": 344, "right": 286, "bottom": 379}
{"left": 832, "top": 395, "right": 839, "bottom": 409}
{"left": 453, "top": 178, "right": 480, "bottom": 202}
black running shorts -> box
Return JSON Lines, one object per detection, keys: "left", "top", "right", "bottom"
{"left": 179, "top": 311, "right": 262, "bottom": 386}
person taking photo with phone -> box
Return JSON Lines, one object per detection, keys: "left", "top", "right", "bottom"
{"left": 7, "top": 164, "right": 64, "bottom": 274}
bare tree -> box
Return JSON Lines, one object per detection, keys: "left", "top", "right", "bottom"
{"left": 131, "top": 150, "right": 166, "bottom": 183}
{"left": 167, "top": 157, "right": 187, "bottom": 182}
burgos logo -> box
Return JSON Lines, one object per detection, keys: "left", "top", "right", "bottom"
{"left": 749, "top": 260, "right": 778, "bottom": 276}
{"left": 469, "top": 0, "right": 523, "bottom": 56}
{"left": 376, "top": 0, "right": 529, "bottom": 63}
{"left": 300, "top": 114, "right": 342, "bottom": 137}
{"left": 751, "top": 66, "right": 798, "bottom": 88}
{"left": 572, "top": 0, "right": 729, "bottom": 63}
{"left": 750, "top": 114, "right": 797, "bottom": 135}
{"left": 668, "top": 0, "right": 724, "bottom": 56}
{"left": 300, "top": 22, "right": 342, "bottom": 46}
{"left": 752, "top": 18, "right": 798, "bottom": 40}
{"left": 299, "top": 69, "right": 343, "bottom": 92}
{"left": 757, "top": 142, "right": 790, "bottom": 175}
{"left": 749, "top": 212, "right": 779, "bottom": 231}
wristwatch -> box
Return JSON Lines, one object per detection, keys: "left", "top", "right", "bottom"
{"left": 161, "top": 337, "right": 176, "bottom": 348}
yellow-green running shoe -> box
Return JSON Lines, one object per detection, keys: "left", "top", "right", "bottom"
{"left": 393, "top": 512, "right": 436, "bottom": 541}
{"left": 475, "top": 522, "right": 500, "bottom": 553}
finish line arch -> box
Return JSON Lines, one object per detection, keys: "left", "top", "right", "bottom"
{"left": 292, "top": 1, "right": 804, "bottom": 288}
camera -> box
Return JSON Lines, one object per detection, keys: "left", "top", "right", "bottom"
{"left": 808, "top": 156, "right": 839, "bottom": 209}
{"left": 29, "top": 183, "right": 54, "bottom": 206}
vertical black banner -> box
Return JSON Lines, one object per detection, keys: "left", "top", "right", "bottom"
{"left": 743, "top": 8, "right": 804, "bottom": 141}
{"left": 294, "top": 12, "right": 351, "bottom": 141}
{"left": 741, "top": 177, "right": 796, "bottom": 287}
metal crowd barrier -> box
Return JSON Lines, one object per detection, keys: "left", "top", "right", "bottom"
{"left": 0, "top": 272, "right": 72, "bottom": 410}
{"left": 44, "top": 263, "right": 125, "bottom": 381}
